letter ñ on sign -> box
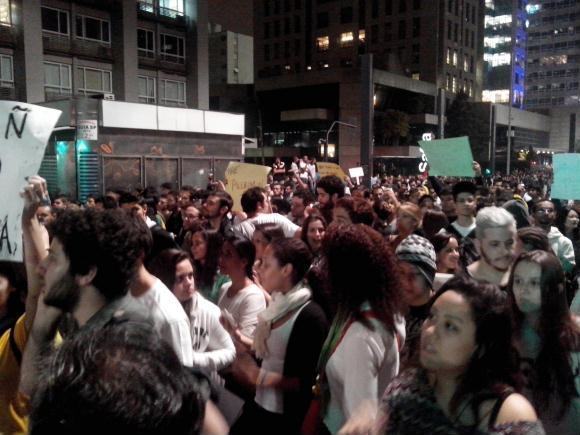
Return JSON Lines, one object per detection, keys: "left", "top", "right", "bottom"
{"left": 5, "top": 106, "right": 31, "bottom": 140}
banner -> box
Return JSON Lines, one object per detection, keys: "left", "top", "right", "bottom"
{"left": 0, "top": 102, "right": 62, "bottom": 261}
{"left": 418, "top": 136, "right": 474, "bottom": 177}
{"left": 551, "top": 153, "right": 580, "bottom": 200}
{"left": 317, "top": 162, "right": 348, "bottom": 180}
{"left": 225, "top": 162, "right": 271, "bottom": 212}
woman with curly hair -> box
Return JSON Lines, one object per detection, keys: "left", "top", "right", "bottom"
{"left": 509, "top": 250, "right": 580, "bottom": 434}
{"left": 376, "top": 276, "right": 542, "bottom": 435}
{"left": 312, "top": 224, "right": 406, "bottom": 434}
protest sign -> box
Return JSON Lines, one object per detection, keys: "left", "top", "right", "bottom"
{"left": 418, "top": 136, "right": 474, "bottom": 177}
{"left": 551, "top": 153, "right": 580, "bottom": 200}
{"left": 317, "top": 162, "right": 348, "bottom": 180}
{"left": 348, "top": 167, "right": 364, "bottom": 178}
{"left": 225, "top": 162, "right": 271, "bottom": 212}
{"left": 0, "top": 102, "right": 61, "bottom": 262}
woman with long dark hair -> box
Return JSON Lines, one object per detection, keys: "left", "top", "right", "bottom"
{"left": 301, "top": 213, "right": 327, "bottom": 260}
{"left": 509, "top": 250, "right": 580, "bottom": 434}
{"left": 187, "top": 228, "right": 230, "bottom": 304}
{"left": 377, "top": 276, "right": 542, "bottom": 434}
{"left": 230, "top": 238, "right": 328, "bottom": 434}
{"left": 313, "top": 224, "right": 406, "bottom": 434}
{"left": 431, "top": 231, "right": 460, "bottom": 291}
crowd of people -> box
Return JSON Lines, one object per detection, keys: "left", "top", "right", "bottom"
{"left": 0, "top": 157, "right": 578, "bottom": 435}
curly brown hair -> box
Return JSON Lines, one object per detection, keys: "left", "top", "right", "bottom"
{"left": 321, "top": 223, "right": 407, "bottom": 333}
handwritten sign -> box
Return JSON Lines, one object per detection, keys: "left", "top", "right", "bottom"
{"left": 0, "top": 102, "right": 61, "bottom": 261}
{"left": 77, "top": 119, "right": 98, "bottom": 140}
{"left": 551, "top": 153, "right": 580, "bottom": 200}
{"left": 225, "top": 162, "right": 271, "bottom": 212}
{"left": 317, "top": 162, "right": 348, "bottom": 180}
{"left": 418, "top": 136, "right": 474, "bottom": 177}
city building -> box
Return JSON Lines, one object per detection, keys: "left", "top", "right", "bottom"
{"left": 252, "top": 0, "right": 486, "bottom": 168}
{"left": 0, "top": 0, "right": 246, "bottom": 198}
{"left": 482, "top": 0, "right": 527, "bottom": 108}
{"left": 525, "top": 0, "right": 580, "bottom": 109}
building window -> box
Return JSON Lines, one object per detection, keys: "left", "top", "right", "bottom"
{"left": 264, "top": 0, "right": 270, "bottom": 17}
{"left": 41, "top": 7, "right": 68, "bottom": 35}
{"left": 317, "top": 12, "right": 329, "bottom": 28}
{"left": 453, "top": 49, "right": 458, "bottom": 66}
{"left": 359, "top": 29, "right": 366, "bottom": 43}
{"left": 316, "top": 35, "right": 329, "bottom": 51}
{"left": 284, "top": 40, "right": 290, "bottom": 58}
{"left": 160, "top": 33, "right": 185, "bottom": 63}
{"left": 385, "top": 0, "right": 392, "bottom": 15}
{"left": 264, "top": 44, "right": 270, "bottom": 61}
{"left": 412, "top": 44, "right": 419, "bottom": 63}
{"left": 340, "top": 7, "right": 353, "bottom": 24}
{"left": 372, "top": 0, "right": 379, "bottom": 18}
{"left": 294, "top": 15, "right": 300, "bottom": 33}
{"left": 160, "top": 79, "right": 186, "bottom": 106}
{"left": 448, "top": 0, "right": 453, "bottom": 13}
{"left": 264, "top": 22, "right": 270, "bottom": 38}
{"left": 340, "top": 31, "right": 354, "bottom": 47}
{"left": 137, "top": 28, "right": 155, "bottom": 58}
{"left": 138, "top": 75, "right": 156, "bottom": 103}
{"left": 413, "top": 0, "right": 421, "bottom": 9}
{"left": 76, "top": 15, "right": 110, "bottom": 43}
{"left": 44, "top": 62, "right": 71, "bottom": 96}
{"left": 452, "top": 76, "right": 457, "bottom": 92}
{"left": 398, "top": 20, "right": 406, "bottom": 39}
{"left": 454, "top": 23, "right": 458, "bottom": 42}
{"left": 159, "top": 0, "right": 184, "bottom": 18}
{"left": 464, "top": 54, "right": 469, "bottom": 71}
{"left": 446, "top": 48, "right": 451, "bottom": 64}
{"left": 399, "top": 0, "right": 406, "bottom": 13}
{"left": 284, "top": 17, "right": 290, "bottom": 35}
{"left": 294, "top": 39, "right": 300, "bottom": 56}
{"left": 412, "top": 17, "right": 420, "bottom": 37}
{"left": 0, "top": 0, "right": 10, "bottom": 25}
{"left": 273, "top": 42, "right": 280, "bottom": 59}
{"left": 384, "top": 23, "right": 392, "bottom": 41}
{"left": 295, "top": 0, "right": 301, "bottom": 10}
{"left": 447, "top": 20, "right": 452, "bottom": 39}
{"left": 371, "top": 25, "right": 378, "bottom": 43}
{"left": 0, "top": 54, "right": 13, "bottom": 87}
{"left": 273, "top": 0, "right": 279, "bottom": 14}
{"left": 274, "top": 20, "right": 280, "bottom": 36}
{"left": 76, "top": 67, "right": 112, "bottom": 95}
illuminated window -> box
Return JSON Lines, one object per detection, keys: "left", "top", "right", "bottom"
{"left": 482, "top": 89, "right": 510, "bottom": 103}
{"left": 452, "top": 76, "right": 457, "bottom": 93}
{"left": 316, "top": 36, "right": 329, "bottom": 51}
{"left": 0, "top": 0, "right": 9, "bottom": 25}
{"left": 484, "top": 52, "right": 511, "bottom": 67}
{"left": 358, "top": 29, "right": 366, "bottom": 43}
{"left": 340, "top": 31, "right": 354, "bottom": 47}
{"left": 452, "top": 50, "right": 458, "bottom": 66}
{"left": 485, "top": 15, "right": 512, "bottom": 28}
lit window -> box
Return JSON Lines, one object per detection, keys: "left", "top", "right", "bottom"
{"left": 44, "top": 62, "right": 71, "bottom": 97}
{"left": 446, "top": 48, "right": 451, "bottom": 64}
{"left": 160, "top": 79, "right": 186, "bottom": 106}
{"left": 483, "top": 52, "right": 511, "bottom": 67}
{"left": 340, "top": 31, "right": 354, "bottom": 47}
{"left": 452, "top": 50, "right": 458, "bottom": 66}
{"left": 76, "top": 67, "right": 112, "bottom": 95}
{"left": 316, "top": 36, "right": 329, "bottom": 51}
{"left": 0, "top": 54, "right": 13, "bottom": 87}
{"left": 452, "top": 76, "right": 457, "bottom": 93}
{"left": 484, "top": 15, "right": 512, "bottom": 28}
{"left": 482, "top": 89, "right": 510, "bottom": 103}
{"left": 412, "top": 72, "right": 420, "bottom": 80}
{"left": 358, "top": 29, "right": 366, "bottom": 43}
{"left": 0, "top": 0, "right": 10, "bottom": 25}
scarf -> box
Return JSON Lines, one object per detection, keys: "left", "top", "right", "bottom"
{"left": 253, "top": 282, "right": 312, "bottom": 359}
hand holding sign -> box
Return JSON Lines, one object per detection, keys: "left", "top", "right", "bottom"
{"left": 0, "top": 102, "right": 61, "bottom": 262}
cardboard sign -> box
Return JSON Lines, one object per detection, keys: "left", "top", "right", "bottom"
{"left": 0, "top": 102, "right": 62, "bottom": 261}
{"left": 225, "top": 162, "right": 271, "bottom": 212}
{"left": 317, "top": 162, "right": 348, "bottom": 180}
{"left": 551, "top": 153, "right": 580, "bottom": 200}
{"left": 348, "top": 167, "right": 364, "bottom": 178}
{"left": 418, "top": 136, "right": 474, "bottom": 177}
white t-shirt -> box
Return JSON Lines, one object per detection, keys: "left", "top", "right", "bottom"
{"left": 187, "top": 292, "right": 236, "bottom": 371}
{"left": 233, "top": 213, "right": 300, "bottom": 241}
{"left": 451, "top": 220, "right": 476, "bottom": 239}
{"left": 323, "top": 318, "right": 401, "bottom": 434}
{"left": 130, "top": 279, "right": 194, "bottom": 366}
{"left": 218, "top": 282, "right": 266, "bottom": 339}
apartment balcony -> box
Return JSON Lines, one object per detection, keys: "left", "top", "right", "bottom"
{"left": 43, "top": 33, "right": 113, "bottom": 61}
{"left": 0, "top": 85, "right": 16, "bottom": 100}
{"left": 0, "top": 24, "right": 16, "bottom": 47}
{"left": 139, "top": 52, "right": 186, "bottom": 74}
{"left": 137, "top": 1, "right": 187, "bottom": 28}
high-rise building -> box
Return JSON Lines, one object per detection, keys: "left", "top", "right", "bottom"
{"left": 525, "top": 1, "right": 580, "bottom": 109}
{"left": 0, "top": 0, "right": 209, "bottom": 108}
{"left": 482, "top": 0, "right": 527, "bottom": 108}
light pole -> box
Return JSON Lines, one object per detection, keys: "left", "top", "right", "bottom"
{"left": 324, "top": 120, "right": 357, "bottom": 161}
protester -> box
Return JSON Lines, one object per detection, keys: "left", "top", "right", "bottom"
{"left": 314, "top": 224, "right": 406, "bottom": 434}
{"left": 202, "top": 191, "right": 234, "bottom": 237}
{"left": 332, "top": 197, "right": 375, "bottom": 226}
{"left": 422, "top": 209, "right": 449, "bottom": 239}
{"left": 316, "top": 175, "right": 346, "bottom": 223}
{"left": 465, "top": 207, "right": 517, "bottom": 288}
{"left": 446, "top": 181, "right": 479, "bottom": 267}
{"left": 376, "top": 276, "right": 542, "bottom": 434}
{"left": 0, "top": 263, "right": 25, "bottom": 337}
{"left": 559, "top": 208, "right": 580, "bottom": 267}
{"left": 290, "top": 189, "right": 314, "bottom": 226}
{"left": 231, "top": 238, "right": 328, "bottom": 434}
{"left": 508, "top": 250, "right": 580, "bottom": 434}
{"left": 148, "top": 249, "right": 236, "bottom": 374}
{"left": 389, "top": 202, "right": 422, "bottom": 250}
{"left": 301, "top": 213, "right": 327, "bottom": 260}
{"left": 516, "top": 226, "right": 552, "bottom": 255}
{"left": 431, "top": 232, "right": 460, "bottom": 290}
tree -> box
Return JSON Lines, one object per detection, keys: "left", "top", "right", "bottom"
{"left": 375, "top": 109, "right": 410, "bottom": 146}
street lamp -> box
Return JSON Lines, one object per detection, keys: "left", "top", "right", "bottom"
{"left": 324, "top": 120, "right": 358, "bottom": 161}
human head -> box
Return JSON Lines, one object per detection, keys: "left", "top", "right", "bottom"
{"left": 439, "top": 187, "right": 456, "bottom": 218}
{"left": 41, "top": 209, "right": 144, "bottom": 310}
{"left": 452, "top": 182, "right": 477, "bottom": 218}
{"left": 240, "top": 187, "right": 267, "bottom": 215}
{"left": 219, "top": 236, "right": 256, "bottom": 280}
{"left": 418, "top": 194, "right": 435, "bottom": 213}
{"left": 271, "top": 182, "right": 283, "bottom": 198}
{"left": 148, "top": 249, "right": 194, "bottom": 303}
{"left": 35, "top": 205, "right": 54, "bottom": 226}
{"left": 291, "top": 189, "right": 314, "bottom": 220}
{"left": 188, "top": 229, "right": 223, "bottom": 289}
{"left": 475, "top": 207, "right": 517, "bottom": 272}
{"left": 333, "top": 197, "right": 375, "bottom": 226}
{"left": 532, "top": 200, "right": 556, "bottom": 228}
{"left": 316, "top": 175, "right": 345, "bottom": 208}
{"left": 182, "top": 205, "right": 201, "bottom": 231}
{"left": 30, "top": 321, "right": 205, "bottom": 435}
{"left": 259, "top": 238, "right": 312, "bottom": 293}
{"left": 431, "top": 232, "right": 460, "bottom": 274}
{"left": 165, "top": 191, "right": 179, "bottom": 213}
{"left": 560, "top": 208, "right": 579, "bottom": 234}
{"left": 301, "top": 213, "right": 327, "bottom": 254}
{"left": 178, "top": 187, "right": 194, "bottom": 210}
{"left": 515, "top": 226, "right": 551, "bottom": 256}
{"left": 421, "top": 276, "right": 519, "bottom": 413}
{"left": 203, "top": 191, "right": 233, "bottom": 220}
{"left": 502, "top": 199, "right": 530, "bottom": 229}
{"left": 396, "top": 202, "right": 422, "bottom": 234}
{"left": 252, "top": 223, "right": 285, "bottom": 260}
{"left": 422, "top": 210, "right": 449, "bottom": 239}
{"left": 322, "top": 224, "right": 405, "bottom": 332}
{"left": 395, "top": 235, "right": 437, "bottom": 303}
{"left": 0, "top": 262, "right": 26, "bottom": 322}
{"left": 52, "top": 195, "right": 69, "bottom": 210}
{"left": 85, "top": 195, "right": 96, "bottom": 208}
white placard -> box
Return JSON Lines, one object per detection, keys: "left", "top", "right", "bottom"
{"left": 349, "top": 167, "right": 364, "bottom": 178}
{"left": 77, "top": 119, "right": 98, "bottom": 140}
{"left": 0, "top": 102, "right": 61, "bottom": 261}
